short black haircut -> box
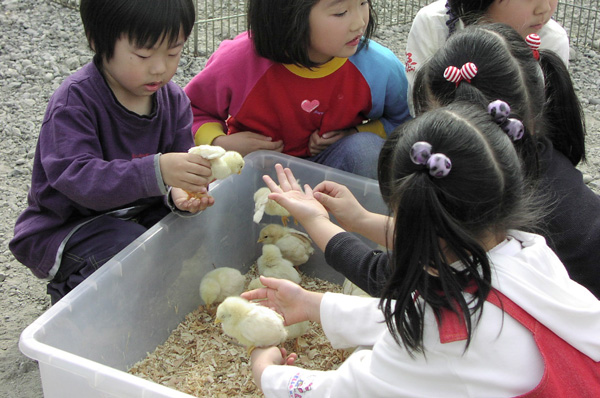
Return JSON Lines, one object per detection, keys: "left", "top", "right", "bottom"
{"left": 447, "top": 0, "right": 495, "bottom": 26}
{"left": 80, "top": 0, "right": 195, "bottom": 62}
{"left": 247, "top": 0, "right": 378, "bottom": 68}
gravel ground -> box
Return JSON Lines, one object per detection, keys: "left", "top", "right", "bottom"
{"left": 0, "top": 0, "right": 599, "bottom": 397}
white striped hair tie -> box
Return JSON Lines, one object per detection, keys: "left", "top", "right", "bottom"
{"left": 443, "top": 62, "right": 478, "bottom": 87}
{"left": 526, "top": 34, "right": 541, "bottom": 60}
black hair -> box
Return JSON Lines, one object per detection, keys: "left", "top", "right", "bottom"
{"left": 539, "top": 49, "right": 587, "bottom": 165}
{"left": 377, "top": 101, "right": 538, "bottom": 353}
{"left": 247, "top": 0, "right": 378, "bottom": 68}
{"left": 447, "top": 0, "right": 494, "bottom": 28}
{"left": 80, "top": 0, "right": 196, "bottom": 62}
{"left": 413, "top": 23, "right": 586, "bottom": 169}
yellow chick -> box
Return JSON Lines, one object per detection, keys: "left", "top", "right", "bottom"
{"left": 285, "top": 321, "right": 309, "bottom": 340}
{"left": 186, "top": 145, "right": 245, "bottom": 199}
{"left": 247, "top": 277, "right": 265, "bottom": 291}
{"left": 257, "top": 244, "right": 302, "bottom": 284}
{"left": 199, "top": 267, "right": 246, "bottom": 310}
{"left": 342, "top": 278, "right": 371, "bottom": 297}
{"left": 285, "top": 320, "right": 310, "bottom": 352}
{"left": 215, "top": 296, "right": 288, "bottom": 355}
{"left": 244, "top": 277, "right": 308, "bottom": 349}
{"left": 258, "top": 224, "right": 315, "bottom": 267}
{"left": 253, "top": 186, "right": 292, "bottom": 226}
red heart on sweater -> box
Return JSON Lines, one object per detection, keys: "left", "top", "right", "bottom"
{"left": 301, "top": 99, "right": 320, "bottom": 113}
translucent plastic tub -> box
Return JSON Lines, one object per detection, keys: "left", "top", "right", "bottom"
{"left": 19, "top": 151, "right": 387, "bottom": 397}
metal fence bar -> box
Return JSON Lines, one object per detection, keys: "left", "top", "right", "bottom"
{"left": 554, "top": 1, "right": 599, "bottom": 49}
{"left": 50, "top": 0, "right": 600, "bottom": 55}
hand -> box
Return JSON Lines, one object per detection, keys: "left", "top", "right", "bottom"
{"left": 213, "top": 131, "right": 284, "bottom": 156}
{"left": 250, "top": 346, "right": 298, "bottom": 390}
{"left": 159, "top": 152, "right": 212, "bottom": 192}
{"left": 312, "top": 181, "right": 368, "bottom": 233}
{"left": 170, "top": 187, "right": 214, "bottom": 213}
{"left": 308, "top": 127, "right": 357, "bottom": 156}
{"left": 241, "top": 276, "right": 323, "bottom": 325}
{"left": 262, "top": 163, "right": 330, "bottom": 225}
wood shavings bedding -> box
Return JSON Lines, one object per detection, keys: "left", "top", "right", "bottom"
{"left": 129, "top": 266, "right": 347, "bottom": 397}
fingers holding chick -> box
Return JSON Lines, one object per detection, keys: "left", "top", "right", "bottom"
{"left": 242, "top": 276, "right": 322, "bottom": 326}
{"left": 215, "top": 296, "right": 288, "bottom": 355}
{"left": 159, "top": 152, "right": 213, "bottom": 191}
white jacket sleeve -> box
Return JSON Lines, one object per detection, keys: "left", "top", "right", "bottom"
{"left": 259, "top": 293, "right": 389, "bottom": 398}
{"left": 405, "top": 0, "right": 453, "bottom": 115}
{"left": 320, "top": 292, "right": 388, "bottom": 349}
{"left": 539, "top": 19, "right": 570, "bottom": 67}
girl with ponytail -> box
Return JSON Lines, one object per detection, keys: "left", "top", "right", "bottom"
{"left": 413, "top": 23, "right": 599, "bottom": 298}
{"left": 241, "top": 101, "right": 600, "bottom": 397}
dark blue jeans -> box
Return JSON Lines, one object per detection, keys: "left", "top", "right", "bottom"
{"left": 47, "top": 206, "right": 169, "bottom": 304}
{"left": 308, "top": 132, "right": 384, "bottom": 180}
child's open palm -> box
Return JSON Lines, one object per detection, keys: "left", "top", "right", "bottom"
{"left": 171, "top": 187, "right": 214, "bottom": 213}
{"left": 262, "top": 164, "right": 329, "bottom": 225}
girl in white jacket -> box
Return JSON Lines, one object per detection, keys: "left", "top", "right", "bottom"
{"left": 241, "top": 101, "right": 600, "bottom": 397}
{"left": 405, "top": 0, "right": 569, "bottom": 114}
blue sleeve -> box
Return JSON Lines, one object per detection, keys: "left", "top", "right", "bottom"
{"left": 350, "top": 40, "right": 412, "bottom": 134}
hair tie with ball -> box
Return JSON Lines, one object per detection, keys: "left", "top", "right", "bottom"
{"left": 410, "top": 141, "right": 452, "bottom": 178}
{"left": 443, "top": 62, "right": 478, "bottom": 87}
{"left": 487, "top": 100, "right": 525, "bottom": 141}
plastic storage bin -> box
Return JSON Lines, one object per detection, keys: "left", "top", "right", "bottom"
{"left": 19, "top": 151, "right": 387, "bottom": 398}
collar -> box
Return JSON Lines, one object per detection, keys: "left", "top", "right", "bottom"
{"left": 283, "top": 57, "right": 347, "bottom": 78}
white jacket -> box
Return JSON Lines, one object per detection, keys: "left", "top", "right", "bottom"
{"left": 261, "top": 231, "right": 600, "bottom": 397}
{"left": 405, "top": 0, "right": 570, "bottom": 115}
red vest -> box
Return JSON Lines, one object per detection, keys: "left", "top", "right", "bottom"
{"left": 438, "top": 290, "right": 600, "bottom": 397}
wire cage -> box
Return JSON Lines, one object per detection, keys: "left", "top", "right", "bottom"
{"left": 53, "top": 0, "right": 599, "bottom": 56}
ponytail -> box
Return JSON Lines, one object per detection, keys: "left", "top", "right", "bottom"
{"left": 539, "top": 50, "right": 586, "bottom": 165}
{"left": 376, "top": 106, "right": 517, "bottom": 352}
{"left": 379, "top": 172, "right": 492, "bottom": 353}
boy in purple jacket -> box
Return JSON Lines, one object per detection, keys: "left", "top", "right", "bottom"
{"left": 9, "top": 0, "right": 213, "bottom": 304}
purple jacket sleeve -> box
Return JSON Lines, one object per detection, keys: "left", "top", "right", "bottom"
{"left": 39, "top": 107, "right": 164, "bottom": 211}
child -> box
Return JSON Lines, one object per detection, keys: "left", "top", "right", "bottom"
{"left": 184, "top": 0, "right": 411, "bottom": 179}
{"left": 243, "top": 102, "right": 600, "bottom": 397}
{"left": 412, "top": 23, "right": 600, "bottom": 298}
{"left": 405, "top": 0, "right": 569, "bottom": 113}
{"left": 9, "top": 0, "right": 213, "bottom": 304}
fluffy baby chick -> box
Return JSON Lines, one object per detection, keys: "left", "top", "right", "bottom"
{"left": 285, "top": 321, "right": 310, "bottom": 340}
{"left": 285, "top": 320, "right": 310, "bottom": 352}
{"left": 253, "top": 186, "right": 292, "bottom": 226}
{"left": 199, "top": 267, "right": 246, "bottom": 311}
{"left": 257, "top": 244, "right": 302, "bottom": 284}
{"left": 258, "top": 224, "right": 315, "bottom": 267}
{"left": 215, "top": 296, "right": 288, "bottom": 355}
{"left": 186, "top": 145, "right": 245, "bottom": 199}
{"left": 247, "top": 277, "right": 265, "bottom": 291}
{"left": 342, "top": 278, "right": 371, "bottom": 297}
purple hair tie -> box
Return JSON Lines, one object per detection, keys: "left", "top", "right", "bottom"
{"left": 487, "top": 100, "right": 525, "bottom": 141}
{"left": 410, "top": 141, "right": 452, "bottom": 178}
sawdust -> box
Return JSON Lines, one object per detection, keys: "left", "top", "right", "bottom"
{"left": 128, "top": 266, "right": 346, "bottom": 397}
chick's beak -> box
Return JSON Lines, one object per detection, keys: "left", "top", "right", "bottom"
{"left": 257, "top": 237, "right": 264, "bottom": 243}
{"left": 214, "top": 318, "right": 222, "bottom": 325}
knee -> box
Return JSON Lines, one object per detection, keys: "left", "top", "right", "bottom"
{"left": 339, "top": 133, "right": 384, "bottom": 179}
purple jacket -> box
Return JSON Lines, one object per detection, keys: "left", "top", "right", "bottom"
{"left": 9, "top": 61, "right": 194, "bottom": 279}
